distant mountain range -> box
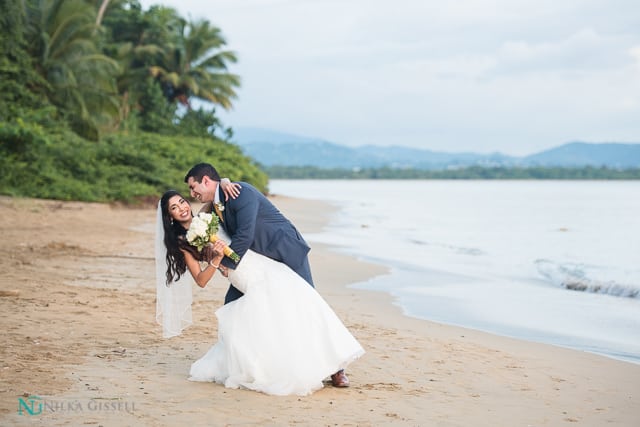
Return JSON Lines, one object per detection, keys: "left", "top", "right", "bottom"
{"left": 231, "top": 127, "right": 640, "bottom": 170}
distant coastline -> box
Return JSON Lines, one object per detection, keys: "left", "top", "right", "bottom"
{"left": 264, "top": 165, "right": 640, "bottom": 180}
{"left": 234, "top": 128, "right": 640, "bottom": 171}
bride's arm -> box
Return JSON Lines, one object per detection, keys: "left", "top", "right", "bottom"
{"left": 220, "top": 178, "right": 241, "bottom": 201}
{"left": 182, "top": 246, "right": 225, "bottom": 288}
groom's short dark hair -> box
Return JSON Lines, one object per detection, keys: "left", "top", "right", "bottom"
{"left": 185, "top": 163, "right": 221, "bottom": 183}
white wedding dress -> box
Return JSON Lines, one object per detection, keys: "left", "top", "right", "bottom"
{"left": 188, "top": 247, "right": 365, "bottom": 396}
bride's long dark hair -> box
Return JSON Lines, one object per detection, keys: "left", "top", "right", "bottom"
{"left": 160, "top": 190, "right": 201, "bottom": 285}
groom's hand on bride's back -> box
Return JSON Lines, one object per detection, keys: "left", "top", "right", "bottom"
{"left": 219, "top": 266, "right": 229, "bottom": 277}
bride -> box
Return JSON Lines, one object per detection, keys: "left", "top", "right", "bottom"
{"left": 156, "top": 188, "right": 364, "bottom": 396}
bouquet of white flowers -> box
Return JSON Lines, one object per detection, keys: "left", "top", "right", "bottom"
{"left": 186, "top": 212, "right": 240, "bottom": 263}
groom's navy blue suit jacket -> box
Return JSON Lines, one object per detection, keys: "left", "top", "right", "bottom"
{"left": 209, "top": 182, "right": 314, "bottom": 304}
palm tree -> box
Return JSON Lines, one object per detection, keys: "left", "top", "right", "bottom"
{"left": 25, "top": 0, "right": 120, "bottom": 139}
{"left": 96, "top": 0, "right": 110, "bottom": 27}
{"left": 98, "top": 3, "right": 240, "bottom": 131}
{"left": 148, "top": 18, "right": 240, "bottom": 110}
{"left": 100, "top": 3, "right": 183, "bottom": 130}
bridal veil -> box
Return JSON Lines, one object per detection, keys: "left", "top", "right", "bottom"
{"left": 155, "top": 201, "right": 193, "bottom": 338}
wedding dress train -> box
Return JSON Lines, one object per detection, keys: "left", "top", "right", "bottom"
{"left": 189, "top": 249, "right": 364, "bottom": 396}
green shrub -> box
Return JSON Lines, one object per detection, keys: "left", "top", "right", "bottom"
{"left": 0, "top": 127, "right": 268, "bottom": 202}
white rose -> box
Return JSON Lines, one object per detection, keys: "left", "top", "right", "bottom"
{"left": 191, "top": 217, "right": 208, "bottom": 237}
{"left": 198, "top": 212, "right": 213, "bottom": 223}
{"left": 186, "top": 228, "right": 198, "bottom": 243}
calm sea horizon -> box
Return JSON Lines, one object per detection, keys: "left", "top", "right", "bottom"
{"left": 269, "top": 179, "right": 640, "bottom": 364}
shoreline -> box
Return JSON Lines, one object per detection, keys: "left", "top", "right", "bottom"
{"left": 1, "top": 195, "right": 639, "bottom": 426}
{"left": 348, "top": 264, "right": 640, "bottom": 367}
{"left": 268, "top": 181, "right": 640, "bottom": 367}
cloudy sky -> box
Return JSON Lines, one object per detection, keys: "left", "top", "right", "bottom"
{"left": 139, "top": 0, "right": 640, "bottom": 155}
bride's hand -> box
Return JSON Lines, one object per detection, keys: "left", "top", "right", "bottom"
{"left": 220, "top": 178, "right": 241, "bottom": 201}
{"left": 202, "top": 244, "right": 218, "bottom": 262}
{"left": 212, "top": 240, "right": 226, "bottom": 257}
{"left": 204, "top": 241, "right": 225, "bottom": 263}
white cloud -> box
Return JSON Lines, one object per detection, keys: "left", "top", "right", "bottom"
{"left": 137, "top": 0, "right": 640, "bottom": 155}
{"left": 630, "top": 45, "right": 640, "bottom": 69}
{"left": 487, "top": 28, "right": 632, "bottom": 77}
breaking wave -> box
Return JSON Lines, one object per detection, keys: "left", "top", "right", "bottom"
{"left": 535, "top": 259, "right": 639, "bottom": 299}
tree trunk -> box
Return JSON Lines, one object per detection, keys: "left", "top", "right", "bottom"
{"left": 96, "top": 0, "right": 110, "bottom": 27}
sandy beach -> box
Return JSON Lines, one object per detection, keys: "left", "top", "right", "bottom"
{"left": 0, "top": 194, "right": 638, "bottom": 426}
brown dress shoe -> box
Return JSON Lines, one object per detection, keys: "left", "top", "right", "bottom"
{"left": 331, "top": 370, "right": 349, "bottom": 387}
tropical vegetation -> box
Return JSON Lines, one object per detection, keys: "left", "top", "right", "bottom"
{"left": 1, "top": 1, "right": 635, "bottom": 204}
{"left": 0, "top": 0, "right": 267, "bottom": 202}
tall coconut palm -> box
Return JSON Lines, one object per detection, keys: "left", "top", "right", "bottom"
{"left": 25, "top": 0, "right": 120, "bottom": 139}
{"left": 95, "top": 0, "right": 110, "bottom": 27}
{"left": 99, "top": 1, "right": 172, "bottom": 128}
{"left": 149, "top": 18, "right": 240, "bottom": 110}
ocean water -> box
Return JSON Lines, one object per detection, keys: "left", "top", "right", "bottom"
{"left": 269, "top": 180, "right": 640, "bottom": 364}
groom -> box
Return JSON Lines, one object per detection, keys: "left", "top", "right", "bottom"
{"left": 185, "top": 162, "right": 313, "bottom": 298}
{"left": 184, "top": 163, "right": 350, "bottom": 387}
